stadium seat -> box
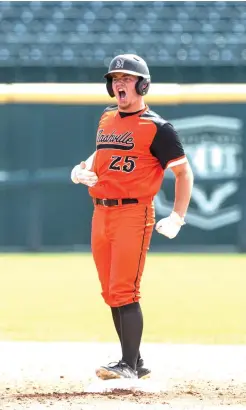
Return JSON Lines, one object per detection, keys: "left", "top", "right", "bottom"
{"left": 0, "top": 1, "right": 245, "bottom": 66}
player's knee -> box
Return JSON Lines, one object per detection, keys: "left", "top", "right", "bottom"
{"left": 108, "top": 290, "right": 140, "bottom": 307}
{"left": 101, "top": 290, "right": 110, "bottom": 306}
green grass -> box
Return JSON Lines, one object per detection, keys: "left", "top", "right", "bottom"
{"left": 0, "top": 253, "right": 246, "bottom": 344}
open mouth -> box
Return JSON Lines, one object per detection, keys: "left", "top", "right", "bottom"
{"left": 118, "top": 89, "right": 127, "bottom": 101}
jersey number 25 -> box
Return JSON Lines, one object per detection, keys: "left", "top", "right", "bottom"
{"left": 109, "top": 156, "right": 138, "bottom": 173}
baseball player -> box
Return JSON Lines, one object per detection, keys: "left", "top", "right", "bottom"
{"left": 71, "top": 54, "right": 193, "bottom": 380}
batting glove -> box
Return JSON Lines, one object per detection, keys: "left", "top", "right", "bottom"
{"left": 156, "top": 211, "right": 186, "bottom": 239}
{"left": 71, "top": 162, "right": 98, "bottom": 187}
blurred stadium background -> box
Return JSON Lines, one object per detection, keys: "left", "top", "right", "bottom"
{"left": 1, "top": 0, "right": 246, "bottom": 83}
{"left": 0, "top": 0, "right": 246, "bottom": 253}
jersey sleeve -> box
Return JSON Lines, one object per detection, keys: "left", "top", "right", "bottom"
{"left": 103, "top": 105, "right": 118, "bottom": 114}
{"left": 149, "top": 122, "right": 187, "bottom": 169}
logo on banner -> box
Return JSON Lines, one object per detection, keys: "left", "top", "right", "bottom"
{"left": 154, "top": 115, "right": 243, "bottom": 230}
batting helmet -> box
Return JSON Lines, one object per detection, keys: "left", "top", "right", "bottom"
{"left": 104, "top": 54, "right": 151, "bottom": 98}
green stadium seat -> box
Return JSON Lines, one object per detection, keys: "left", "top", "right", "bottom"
{"left": 0, "top": 1, "right": 245, "bottom": 67}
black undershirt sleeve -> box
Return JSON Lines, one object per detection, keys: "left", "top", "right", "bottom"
{"left": 150, "top": 122, "right": 186, "bottom": 169}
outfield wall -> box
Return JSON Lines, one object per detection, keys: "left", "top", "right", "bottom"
{"left": 0, "top": 84, "right": 245, "bottom": 251}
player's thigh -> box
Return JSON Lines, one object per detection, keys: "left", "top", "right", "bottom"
{"left": 109, "top": 204, "right": 154, "bottom": 305}
{"left": 91, "top": 207, "right": 111, "bottom": 296}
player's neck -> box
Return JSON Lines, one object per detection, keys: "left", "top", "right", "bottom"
{"left": 118, "top": 99, "right": 145, "bottom": 113}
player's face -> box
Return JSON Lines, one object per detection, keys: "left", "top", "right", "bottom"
{"left": 112, "top": 73, "right": 140, "bottom": 110}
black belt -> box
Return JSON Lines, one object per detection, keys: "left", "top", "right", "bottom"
{"left": 95, "top": 198, "right": 138, "bottom": 207}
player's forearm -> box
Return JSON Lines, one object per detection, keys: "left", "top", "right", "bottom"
{"left": 173, "top": 164, "right": 194, "bottom": 218}
{"left": 85, "top": 151, "right": 96, "bottom": 170}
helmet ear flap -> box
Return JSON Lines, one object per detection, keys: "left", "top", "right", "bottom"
{"left": 106, "top": 77, "right": 115, "bottom": 97}
{"left": 135, "top": 77, "right": 150, "bottom": 96}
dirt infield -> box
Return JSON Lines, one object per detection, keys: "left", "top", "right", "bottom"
{"left": 1, "top": 342, "right": 246, "bottom": 409}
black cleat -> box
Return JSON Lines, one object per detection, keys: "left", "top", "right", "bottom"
{"left": 137, "top": 358, "right": 151, "bottom": 379}
{"left": 96, "top": 360, "right": 137, "bottom": 380}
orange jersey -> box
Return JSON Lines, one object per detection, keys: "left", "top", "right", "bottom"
{"left": 89, "top": 105, "right": 186, "bottom": 200}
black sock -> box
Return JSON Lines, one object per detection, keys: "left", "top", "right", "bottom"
{"left": 118, "top": 302, "right": 143, "bottom": 371}
{"left": 111, "top": 306, "right": 141, "bottom": 363}
{"left": 111, "top": 307, "right": 122, "bottom": 349}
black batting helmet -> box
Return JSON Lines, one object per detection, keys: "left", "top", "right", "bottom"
{"left": 104, "top": 54, "right": 151, "bottom": 98}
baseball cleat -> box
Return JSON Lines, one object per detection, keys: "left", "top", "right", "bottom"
{"left": 96, "top": 360, "right": 137, "bottom": 380}
{"left": 137, "top": 358, "right": 151, "bottom": 379}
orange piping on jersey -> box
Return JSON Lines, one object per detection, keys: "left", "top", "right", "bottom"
{"left": 165, "top": 155, "right": 187, "bottom": 169}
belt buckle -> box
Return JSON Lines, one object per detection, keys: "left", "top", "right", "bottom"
{"left": 102, "top": 199, "right": 108, "bottom": 206}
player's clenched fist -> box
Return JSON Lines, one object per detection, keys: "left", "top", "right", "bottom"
{"left": 156, "top": 211, "right": 185, "bottom": 239}
{"left": 71, "top": 161, "right": 98, "bottom": 187}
